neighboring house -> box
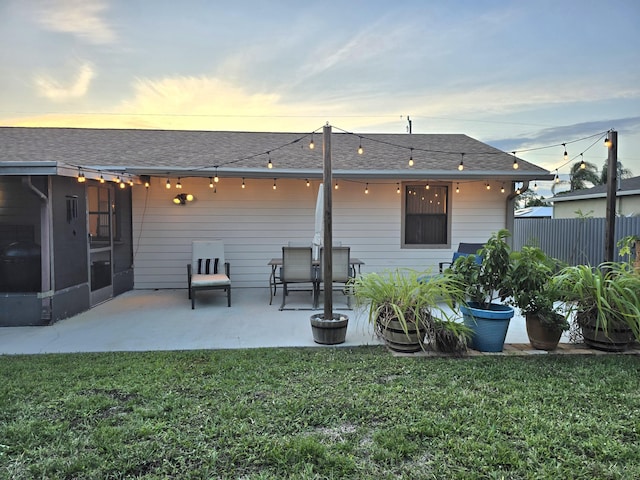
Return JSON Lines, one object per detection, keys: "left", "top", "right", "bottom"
{"left": 547, "top": 176, "right": 640, "bottom": 219}
{"left": 514, "top": 206, "right": 553, "bottom": 218}
{"left": 0, "top": 126, "right": 551, "bottom": 326}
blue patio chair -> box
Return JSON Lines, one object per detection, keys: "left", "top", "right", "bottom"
{"left": 438, "top": 242, "right": 485, "bottom": 273}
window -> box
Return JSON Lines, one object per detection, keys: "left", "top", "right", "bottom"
{"left": 402, "top": 183, "right": 449, "bottom": 247}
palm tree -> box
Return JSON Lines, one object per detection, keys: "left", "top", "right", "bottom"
{"left": 570, "top": 160, "right": 601, "bottom": 191}
{"left": 600, "top": 160, "right": 633, "bottom": 184}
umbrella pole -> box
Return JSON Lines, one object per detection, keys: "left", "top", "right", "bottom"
{"left": 323, "top": 124, "right": 333, "bottom": 319}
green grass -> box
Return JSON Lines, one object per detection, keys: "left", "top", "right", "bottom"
{"left": 1, "top": 347, "right": 640, "bottom": 479}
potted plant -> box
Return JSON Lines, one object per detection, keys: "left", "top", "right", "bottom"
{"left": 350, "top": 268, "right": 471, "bottom": 354}
{"left": 450, "top": 229, "right": 515, "bottom": 352}
{"left": 553, "top": 262, "right": 640, "bottom": 351}
{"left": 509, "top": 246, "right": 569, "bottom": 350}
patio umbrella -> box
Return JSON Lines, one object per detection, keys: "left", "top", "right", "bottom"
{"left": 312, "top": 183, "right": 323, "bottom": 260}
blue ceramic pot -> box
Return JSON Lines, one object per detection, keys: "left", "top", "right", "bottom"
{"left": 461, "top": 302, "right": 515, "bottom": 352}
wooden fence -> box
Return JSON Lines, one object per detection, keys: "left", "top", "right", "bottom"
{"left": 513, "top": 217, "right": 640, "bottom": 266}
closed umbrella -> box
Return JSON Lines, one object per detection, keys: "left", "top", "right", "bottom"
{"left": 312, "top": 183, "right": 323, "bottom": 260}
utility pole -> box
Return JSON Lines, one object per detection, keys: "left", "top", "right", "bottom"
{"left": 604, "top": 130, "right": 617, "bottom": 263}
{"left": 323, "top": 124, "right": 333, "bottom": 318}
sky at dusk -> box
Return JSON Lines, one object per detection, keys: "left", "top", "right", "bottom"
{"left": 1, "top": 0, "right": 639, "bottom": 194}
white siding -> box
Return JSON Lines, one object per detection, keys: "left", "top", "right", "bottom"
{"left": 132, "top": 177, "right": 508, "bottom": 288}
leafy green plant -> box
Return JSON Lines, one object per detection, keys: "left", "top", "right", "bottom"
{"left": 509, "top": 246, "right": 569, "bottom": 333}
{"left": 553, "top": 262, "right": 640, "bottom": 343}
{"left": 618, "top": 235, "right": 640, "bottom": 268}
{"left": 450, "top": 229, "right": 513, "bottom": 309}
{"left": 350, "top": 268, "right": 471, "bottom": 353}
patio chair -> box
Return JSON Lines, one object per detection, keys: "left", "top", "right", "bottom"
{"left": 438, "top": 242, "right": 484, "bottom": 272}
{"left": 317, "top": 246, "right": 352, "bottom": 308}
{"left": 280, "top": 246, "right": 315, "bottom": 310}
{"left": 187, "top": 240, "right": 231, "bottom": 308}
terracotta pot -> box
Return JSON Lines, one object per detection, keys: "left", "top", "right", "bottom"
{"left": 525, "top": 314, "right": 562, "bottom": 351}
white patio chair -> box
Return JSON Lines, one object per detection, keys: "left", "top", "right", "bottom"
{"left": 187, "top": 240, "right": 231, "bottom": 308}
{"left": 280, "top": 246, "right": 315, "bottom": 310}
{"left": 317, "top": 246, "right": 352, "bottom": 308}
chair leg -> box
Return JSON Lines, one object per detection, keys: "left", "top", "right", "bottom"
{"left": 280, "top": 282, "right": 287, "bottom": 310}
{"left": 191, "top": 288, "right": 195, "bottom": 309}
{"left": 227, "top": 287, "right": 231, "bottom": 307}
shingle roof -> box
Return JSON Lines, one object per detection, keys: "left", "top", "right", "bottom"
{"left": 0, "top": 126, "right": 551, "bottom": 180}
{"left": 549, "top": 175, "right": 640, "bottom": 202}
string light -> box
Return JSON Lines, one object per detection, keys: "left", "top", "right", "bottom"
{"left": 554, "top": 170, "right": 560, "bottom": 183}
{"left": 534, "top": 182, "right": 538, "bottom": 191}
{"left": 604, "top": 135, "right": 612, "bottom": 148}
{"left": 176, "top": 178, "right": 182, "bottom": 189}
{"left": 166, "top": 178, "right": 171, "bottom": 189}
{"left": 500, "top": 184, "right": 505, "bottom": 193}
{"left": 242, "top": 178, "right": 246, "bottom": 189}
{"left": 267, "top": 152, "right": 273, "bottom": 169}
{"left": 209, "top": 177, "right": 214, "bottom": 188}
{"left": 458, "top": 153, "right": 464, "bottom": 171}
{"left": 358, "top": 138, "right": 363, "bottom": 155}
{"left": 128, "top": 179, "right": 134, "bottom": 186}
{"left": 425, "top": 183, "right": 430, "bottom": 190}
{"left": 309, "top": 134, "right": 315, "bottom": 150}
{"left": 396, "top": 183, "right": 401, "bottom": 194}
{"left": 408, "top": 148, "right": 414, "bottom": 167}
{"left": 579, "top": 153, "right": 586, "bottom": 169}
{"left": 77, "top": 169, "right": 86, "bottom": 183}
{"left": 272, "top": 178, "right": 277, "bottom": 190}
{"left": 115, "top": 176, "right": 121, "bottom": 184}
{"left": 456, "top": 183, "right": 460, "bottom": 193}
{"left": 364, "top": 183, "right": 369, "bottom": 194}
{"left": 334, "top": 181, "right": 339, "bottom": 190}
{"left": 486, "top": 183, "right": 491, "bottom": 190}
{"left": 144, "top": 178, "right": 150, "bottom": 188}
{"left": 99, "top": 174, "right": 105, "bottom": 184}
{"left": 119, "top": 181, "right": 126, "bottom": 189}
{"left": 305, "top": 179, "right": 310, "bottom": 187}
{"left": 562, "top": 143, "right": 568, "bottom": 161}
{"left": 512, "top": 152, "right": 519, "bottom": 170}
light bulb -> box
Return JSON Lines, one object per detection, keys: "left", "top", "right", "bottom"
{"left": 186, "top": 194, "right": 194, "bottom": 202}
{"left": 166, "top": 178, "right": 171, "bottom": 189}
{"left": 364, "top": 184, "right": 369, "bottom": 194}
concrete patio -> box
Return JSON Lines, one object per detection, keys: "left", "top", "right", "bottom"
{"left": 0, "top": 286, "right": 550, "bottom": 355}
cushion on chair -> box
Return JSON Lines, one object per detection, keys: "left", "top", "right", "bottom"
{"left": 191, "top": 273, "right": 230, "bottom": 287}
{"left": 197, "top": 258, "right": 219, "bottom": 274}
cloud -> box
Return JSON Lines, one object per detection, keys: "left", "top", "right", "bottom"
{"left": 491, "top": 117, "right": 640, "bottom": 151}
{"left": 35, "top": 62, "right": 95, "bottom": 101}
{"left": 35, "top": 0, "right": 115, "bottom": 44}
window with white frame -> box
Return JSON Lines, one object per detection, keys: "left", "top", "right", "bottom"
{"left": 402, "top": 183, "right": 450, "bottom": 246}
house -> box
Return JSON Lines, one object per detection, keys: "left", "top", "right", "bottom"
{"left": 514, "top": 206, "right": 553, "bottom": 218}
{"left": 548, "top": 176, "right": 640, "bottom": 219}
{"left": 0, "top": 126, "right": 551, "bottom": 326}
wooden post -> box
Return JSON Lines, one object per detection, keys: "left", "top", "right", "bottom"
{"left": 604, "top": 130, "right": 617, "bottom": 263}
{"left": 323, "top": 124, "right": 333, "bottom": 319}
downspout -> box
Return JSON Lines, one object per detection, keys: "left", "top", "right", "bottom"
{"left": 506, "top": 180, "right": 529, "bottom": 249}
{"left": 22, "top": 176, "right": 53, "bottom": 323}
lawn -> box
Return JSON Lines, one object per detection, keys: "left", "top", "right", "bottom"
{"left": 1, "top": 347, "right": 639, "bottom": 479}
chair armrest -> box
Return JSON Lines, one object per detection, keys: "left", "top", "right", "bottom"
{"left": 438, "top": 261, "right": 452, "bottom": 273}
{"left": 224, "top": 261, "right": 230, "bottom": 278}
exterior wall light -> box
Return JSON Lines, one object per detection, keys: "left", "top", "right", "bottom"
{"left": 173, "top": 193, "right": 194, "bottom": 205}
